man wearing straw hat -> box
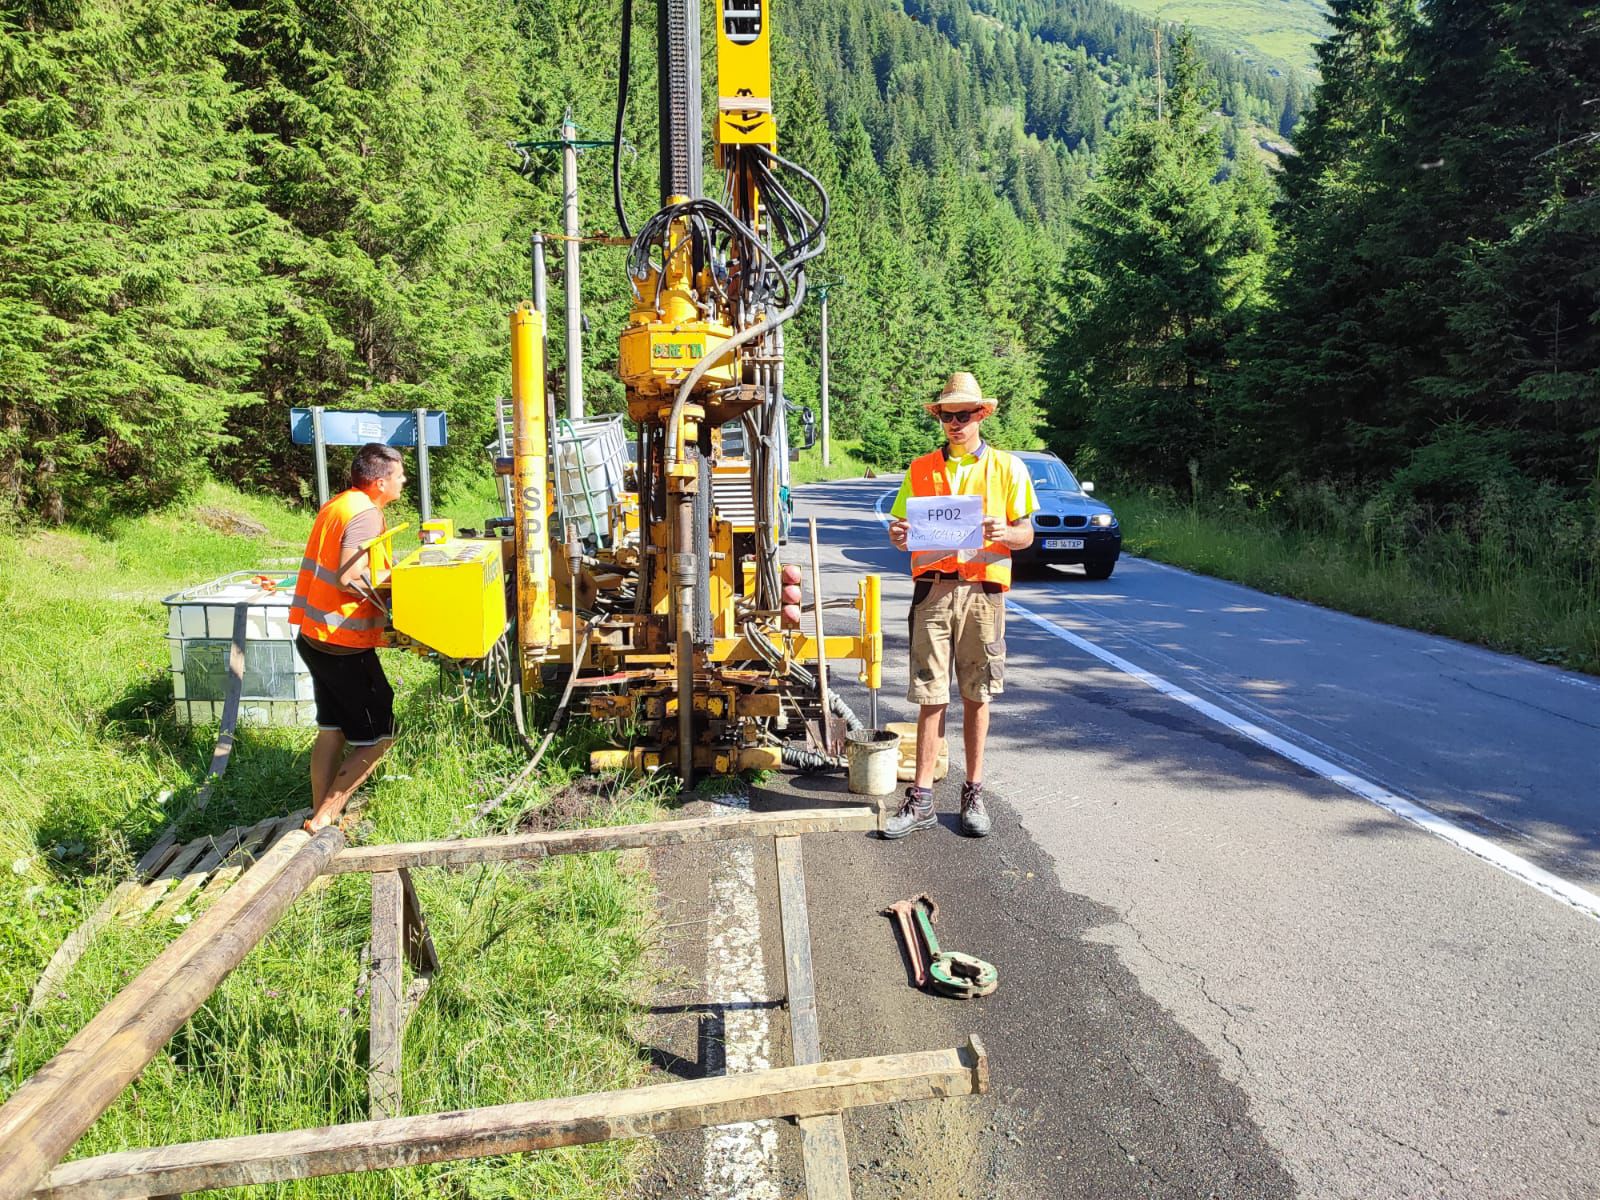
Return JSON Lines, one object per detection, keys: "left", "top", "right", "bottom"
{"left": 884, "top": 372, "right": 1037, "bottom": 839}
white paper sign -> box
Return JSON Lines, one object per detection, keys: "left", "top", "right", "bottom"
{"left": 906, "top": 494, "right": 984, "bottom": 551}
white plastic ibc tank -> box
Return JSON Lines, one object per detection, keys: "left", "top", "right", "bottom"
{"left": 164, "top": 572, "right": 315, "bottom": 729}
{"left": 245, "top": 608, "right": 274, "bottom": 642}
{"left": 179, "top": 605, "right": 208, "bottom": 640}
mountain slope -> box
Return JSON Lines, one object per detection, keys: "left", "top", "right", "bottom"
{"left": 1108, "top": 0, "right": 1329, "bottom": 75}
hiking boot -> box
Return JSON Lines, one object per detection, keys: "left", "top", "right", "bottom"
{"left": 883, "top": 786, "right": 936, "bottom": 840}
{"left": 959, "top": 781, "right": 992, "bottom": 838}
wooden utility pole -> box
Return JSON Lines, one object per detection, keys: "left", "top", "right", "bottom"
{"left": 818, "top": 286, "right": 832, "bottom": 466}
{"left": 560, "top": 112, "right": 584, "bottom": 421}
{"left": 813, "top": 281, "right": 845, "bottom": 468}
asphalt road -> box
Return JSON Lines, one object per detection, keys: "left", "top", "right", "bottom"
{"left": 776, "top": 477, "right": 1600, "bottom": 1199}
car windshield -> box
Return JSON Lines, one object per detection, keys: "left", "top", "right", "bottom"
{"left": 1025, "top": 457, "right": 1080, "bottom": 492}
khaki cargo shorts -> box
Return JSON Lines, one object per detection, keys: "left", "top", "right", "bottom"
{"left": 907, "top": 578, "right": 1007, "bottom": 706}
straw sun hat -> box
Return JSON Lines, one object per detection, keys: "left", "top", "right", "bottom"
{"left": 925, "top": 371, "right": 998, "bottom": 416}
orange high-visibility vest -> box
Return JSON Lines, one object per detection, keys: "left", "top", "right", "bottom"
{"left": 289, "top": 489, "right": 389, "bottom": 649}
{"left": 906, "top": 446, "right": 1015, "bottom": 590}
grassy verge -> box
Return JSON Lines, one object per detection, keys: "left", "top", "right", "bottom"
{"left": 0, "top": 481, "right": 660, "bottom": 1196}
{"left": 1112, "top": 490, "right": 1600, "bottom": 676}
{"left": 1106, "top": 0, "right": 1327, "bottom": 75}
{"left": 790, "top": 439, "right": 876, "bottom": 484}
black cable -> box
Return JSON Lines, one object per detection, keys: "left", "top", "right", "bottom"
{"left": 613, "top": 0, "right": 633, "bottom": 239}
{"left": 628, "top": 197, "right": 795, "bottom": 309}
{"left": 758, "top": 154, "right": 829, "bottom": 267}
{"left": 750, "top": 160, "right": 817, "bottom": 266}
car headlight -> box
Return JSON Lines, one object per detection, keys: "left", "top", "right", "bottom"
{"left": 1090, "top": 513, "right": 1116, "bottom": 528}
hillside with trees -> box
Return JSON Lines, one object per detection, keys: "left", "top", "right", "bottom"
{"left": 1049, "top": 0, "right": 1597, "bottom": 522}
{"left": 2, "top": 0, "right": 1595, "bottom": 665}
{"left": 1046, "top": 0, "right": 1598, "bottom": 667}
{"left": 0, "top": 0, "right": 1285, "bottom": 523}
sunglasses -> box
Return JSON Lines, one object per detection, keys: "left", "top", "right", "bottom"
{"left": 937, "top": 408, "right": 983, "bottom": 425}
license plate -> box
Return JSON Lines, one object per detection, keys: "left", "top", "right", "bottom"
{"left": 1043, "top": 538, "right": 1084, "bottom": 550}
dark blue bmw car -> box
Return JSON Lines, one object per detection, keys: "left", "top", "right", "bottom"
{"left": 1013, "top": 451, "right": 1121, "bottom": 579}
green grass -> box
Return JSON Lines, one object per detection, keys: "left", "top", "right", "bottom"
{"left": 0, "top": 480, "right": 661, "bottom": 1196}
{"left": 1114, "top": 0, "right": 1329, "bottom": 76}
{"left": 789, "top": 439, "right": 879, "bottom": 484}
{"left": 1113, "top": 489, "right": 1600, "bottom": 676}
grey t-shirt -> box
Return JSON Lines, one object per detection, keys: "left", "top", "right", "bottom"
{"left": 338, "top": 506, "right": 384, "bottom": 583}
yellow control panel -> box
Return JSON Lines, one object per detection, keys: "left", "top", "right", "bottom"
{"left": 391, "top": 524, "right": 508, "bottom": 660}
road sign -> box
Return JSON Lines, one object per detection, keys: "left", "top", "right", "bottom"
{"left": 288, "top": 409, "right": 447, "bottom": 449}
{"left": 290, "top": 407, "right": 448, "bottom": 519}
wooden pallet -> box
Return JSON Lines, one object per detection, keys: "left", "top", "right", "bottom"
{"left": 116, "top": 810, "right": 312, "bottom": 925}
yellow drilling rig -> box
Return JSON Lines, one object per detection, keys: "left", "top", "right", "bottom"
{"left": 384, "top": 0, "right": 882, "bottom": 785}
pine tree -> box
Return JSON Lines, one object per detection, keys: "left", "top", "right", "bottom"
{"left": 0, "top": 0, "right": 281, "bottom": 523}
{"left": 1227, "top": 0, "right": 1412, "bottom": 486}
{"left": 221, "top": 0, "right": 528, "bottom": 499}
{"left": 1045, "top": 32, "right": 1271, "bottom": 491}
{"left": 1235, "top": 0, "right": 1600, "bottom": 501}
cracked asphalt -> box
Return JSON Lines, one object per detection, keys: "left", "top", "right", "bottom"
{"left": 766, "top": 478, "right": 1600, "bottom": 1199}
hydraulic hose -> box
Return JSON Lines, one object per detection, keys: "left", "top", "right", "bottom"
{"left": 780, "top": 743, "right": 838, "bottom": 772}
{"left": 663, "top": 276, "right": 807, "bottom": 477}
{"left": 613, "top": 0, "right": 633, "bottom": 239}
{"left": 741, "top": 617, "right": 865, "bottom": 733}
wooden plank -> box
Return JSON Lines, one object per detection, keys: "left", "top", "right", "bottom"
{"left": 775, "top": 835, "right": 853, "bottom": 1200}
{"left": 190, "top": 815, "right": 289, "bottom": 902}
{"left": 0, "top": 829, "right": 346, "bottom": 1200}
{"left": 775, "top": 837, "right": 822, "bottom": 1064}
{"left": 35, "top": 1039, "right": 989, "bottom": 1199}
{"left": 367, "top": 872, "right": 404, "bottom": 1120}
{"left": 798, "top": 1116, "right": 853, "bottom": 1200}
{"left": 397, "top": 869, "right": 439, "bottom": 977}
{"left": 118, "top": 840, "right": 211, "bottom": 923}
{"left": 150, "top": 826, "right": 249, "bottom": 920}
{"left": 327, "top": 807, "right": 878, "bottom": 874}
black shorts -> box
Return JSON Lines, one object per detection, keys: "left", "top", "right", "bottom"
{"left": 295, "top": 636, "right": 396, "bottom": 746}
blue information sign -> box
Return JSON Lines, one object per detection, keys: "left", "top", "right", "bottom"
{"left": 288, "top": 409, "right": 448, "bottom": 448}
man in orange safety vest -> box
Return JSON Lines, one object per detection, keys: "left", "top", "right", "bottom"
{"left": 884, "top": 373, "right": 1037, "bottom": 839}
{"left": 289, "top": 443, "right": 407, "bottom": 832}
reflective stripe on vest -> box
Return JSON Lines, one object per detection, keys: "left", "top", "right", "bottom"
{"left": 906, "top": 447, "right": 1014, "bottom": 590}
{"left": 289, "top": 489, "right": 389, "bottom": 648}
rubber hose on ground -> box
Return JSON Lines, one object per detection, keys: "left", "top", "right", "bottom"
{"left": 780, "top": 743, "right": 837, "bottom": 773}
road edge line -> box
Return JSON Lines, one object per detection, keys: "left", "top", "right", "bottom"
{"left": 1005, "top": 596, "right": 1600, "bottom": 923}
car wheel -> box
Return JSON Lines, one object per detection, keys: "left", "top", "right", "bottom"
{"left": 1083, "top": 558, "right": 1116, "bottom": 580}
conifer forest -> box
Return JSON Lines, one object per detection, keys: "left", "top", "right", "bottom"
{"left": 1, "top": 0, "right": 1597, "bottom": 601}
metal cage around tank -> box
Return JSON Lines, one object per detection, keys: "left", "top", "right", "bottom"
{"left": 163, "top": 571, "right": 315, "bottom": 728}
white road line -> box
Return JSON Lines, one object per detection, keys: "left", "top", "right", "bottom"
{"left": 1006, "top": 597, "right": 1600, "bottom": 922}
{"left": 701, "top": 830, "right": 779, "bottom": 1199}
